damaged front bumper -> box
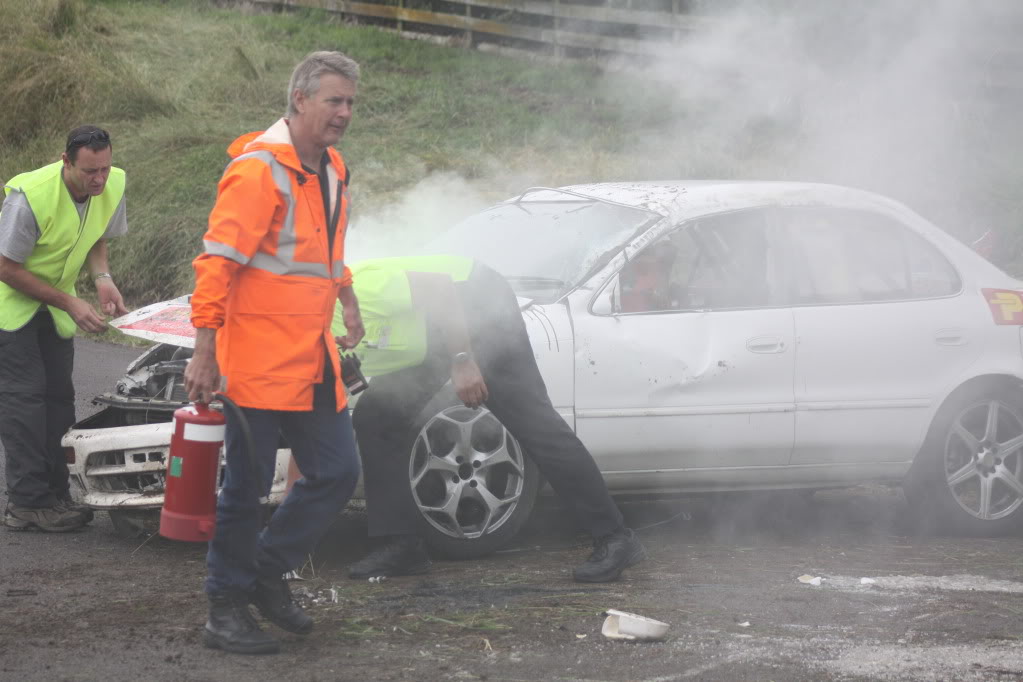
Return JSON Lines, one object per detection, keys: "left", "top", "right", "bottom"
{"left": 63, "top": 396, "right": 291, "bottom": 512}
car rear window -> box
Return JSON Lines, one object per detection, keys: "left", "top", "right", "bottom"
{"left": 779, "top": 207, "right": 961, "bottom": 304}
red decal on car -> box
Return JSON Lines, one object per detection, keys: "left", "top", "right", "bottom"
{"left": 983, "top": 289, "right": 1023, "bottom": 325}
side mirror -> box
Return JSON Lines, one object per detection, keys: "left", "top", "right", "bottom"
{"left": 591, "top": 274, "right": 619, "bottom": 316}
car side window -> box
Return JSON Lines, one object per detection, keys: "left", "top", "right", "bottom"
{"left": 780, "top": 207, "right": 960, "bottom": 304}
{"left": 617, "top": 209, "right": 780, "bottom": 313}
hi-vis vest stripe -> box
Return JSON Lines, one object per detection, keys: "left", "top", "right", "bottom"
{"left": 202, "top": 151, "right": 346, "bottom": 279}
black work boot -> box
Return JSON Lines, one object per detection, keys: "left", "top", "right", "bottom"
{"left": 250, "top": 574, "right": 313, "bottom": 634}
{"left": 203, "top": 591, "right": 280, "bottom": 655}
{"left": 348, "top": 535, "right": 431, "bottom": 579}
{"left": 56, "top": 495, "right": 94, "bottom": 524}
{"left": 573, "top": 528, "right": 647, "bottom": 583}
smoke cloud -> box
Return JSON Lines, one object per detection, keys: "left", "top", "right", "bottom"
{"left": 345, "top": 172, "right": 494, "bottom": 260}
{"left": 629, "top": 0, "right": 1021, "bottom": 250}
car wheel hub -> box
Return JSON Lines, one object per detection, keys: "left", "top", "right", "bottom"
{"left": 409, "top": 406, "right": 526, "bottom": 540}
{"left": 944, "top": 399, "right": 1023, "bottom": 520}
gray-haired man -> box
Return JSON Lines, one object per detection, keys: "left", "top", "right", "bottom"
{"left": 185, "top": 51, "right": 365, "bottom": 655}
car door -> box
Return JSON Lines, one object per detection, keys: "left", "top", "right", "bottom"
{"left": 572, "top": 209, "right": 796, "bottom": 489}
{"left": 778, "top": 206, "right": 980, "bottom": 465}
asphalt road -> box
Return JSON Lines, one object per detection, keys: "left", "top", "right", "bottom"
{"left": 1, "top": 338, "right": 1022, "bottom": 681}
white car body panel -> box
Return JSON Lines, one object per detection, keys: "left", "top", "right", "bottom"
{"left": 572, "top": 297, "right": 796, "bottom": 472}
{"left": 521, "top": 303, "right": 574, "bottom": 425}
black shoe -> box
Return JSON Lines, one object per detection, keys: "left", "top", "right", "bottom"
{"left": 250, "top": 574, "right": 313, "bottom": 635}
{"left": 573, "top": 528, "right": 646, "bottom": 583}
{"left": 203, "top": 591, "right": 280, "bottom": 655}
{"left": 56, "top": 495, "right": 94, "bottom": 525}
{"left": 3, "top": 503, "right": 85, "bottom": 532}
{"left": 348, "top": 535, "right": 431, "bottom": 579}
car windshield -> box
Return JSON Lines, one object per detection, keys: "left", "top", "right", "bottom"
{"left": 428, "top": 194, "right": 658, "bottom": 302}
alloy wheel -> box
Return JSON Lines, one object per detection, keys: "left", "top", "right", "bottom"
{"left": 943, "top": 399, "right": 1023, "bottom": 521}
{"left": 409, "top": 406, "right": 527, "bottom": 539}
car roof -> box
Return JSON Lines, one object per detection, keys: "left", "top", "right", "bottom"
{"left": 521, "top": 180, "right": 909, "bottom": 224}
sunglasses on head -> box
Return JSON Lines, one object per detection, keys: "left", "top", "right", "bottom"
{"left": 66, "top": 129, "right": 110, "bottom": 152}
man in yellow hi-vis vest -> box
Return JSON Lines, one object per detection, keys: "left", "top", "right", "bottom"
{"left": 338, "top": 256, "right": 646, "bottom": 584}
{"left": 0, "top": 126, "right": 129, "bottom": 533}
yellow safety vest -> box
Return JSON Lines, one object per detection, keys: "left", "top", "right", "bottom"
{"left": 0, "top": 161, "right": 125, "bottom": 337}
{"left": 336, "top": 255, "right": 474, "bottom": 376}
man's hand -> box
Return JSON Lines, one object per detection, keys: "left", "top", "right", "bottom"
{"left": 66, "top": 296, "right": 108, "bottom": 334}
{"left": 95, "top": 278, "right": 129, "bottom": 317}
{"left": 335, "top": 304, "right": 365, "bottom": 350}
{"left": 452, "top": 358, "right": 488, "bottom": 409}
{"left": 184, "top": 328, "right": 221, "bottom": 404}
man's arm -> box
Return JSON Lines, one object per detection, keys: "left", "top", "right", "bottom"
{"left": 184, "top": 327, "right": 220, "bottom": 404}
{"left": 335, "top": 284, "right": 364, "bottom": 350}
{"left": 185, "top": 157, "right": 281, "bottom": 403}
{"left": 406, "top": 271, "right": 488, "bottom": 409}
{"left": 0, "top": 254, "right": 107, "bottom": 333}
{"left": 85, "top": 239, "right": 128, "bottom": 317}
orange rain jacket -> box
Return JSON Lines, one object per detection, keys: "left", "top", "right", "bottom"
{"left": 191, "top": 119, "right": 352, "bottom": 411}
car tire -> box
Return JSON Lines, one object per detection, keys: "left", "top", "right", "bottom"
{"left": 905, "top": 385, "right": 1023, "bottom": 536}
{"left": 406, "top": 390, "right": 540, "bottom": 560}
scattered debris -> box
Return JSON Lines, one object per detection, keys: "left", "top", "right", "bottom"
{"left": 601, "top": 609, "right": 669, "bottom": 641}
{"left": 576, "top": 634, "right": 587, "bottom": 639}
{"left": 860, "top": 578, "right": 877, "bottom": 585}
{"left": 6, "top": 589, "right": 37, "bottom": 597}
{"left": 738, "top": 621, "right": 751, "bottom": 628}
{"left": 368, "top": 576, "right": 388, "bottom": 583}
{"left": 798, "top": 574, "right": 823, "bottom": 586}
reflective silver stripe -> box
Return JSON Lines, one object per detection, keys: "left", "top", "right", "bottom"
{"left": 219, "top": 150, "right": 347, "bottom": 280}
{"left": 203, "top": 239, "right": 250, "bottom": 265}
{"left": 332, "top": 259, "right": 346, "bottom": 278}
{"left": 249, "top": 251, "right": 330, "bottom": 277}
{"left": 225, "top": 150, "right": 307, "bottom": 276}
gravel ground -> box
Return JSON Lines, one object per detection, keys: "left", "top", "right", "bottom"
{"left": 1, "top": 338, "right": 1021, "bottom": 682}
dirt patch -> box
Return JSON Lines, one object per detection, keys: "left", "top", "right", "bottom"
{"left": 3, "top": 488, "right": 1023, "bottom": 681}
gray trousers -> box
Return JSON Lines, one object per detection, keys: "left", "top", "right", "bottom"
{"left": 0, "top": 311, "right": 75, "bottom": 508}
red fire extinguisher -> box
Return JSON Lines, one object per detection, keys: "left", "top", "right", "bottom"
{"left": 159, "top": 356, "right": 365, "bottom": 543}
{"left": 160, "top": 402, "right": 225, "bottom": 542}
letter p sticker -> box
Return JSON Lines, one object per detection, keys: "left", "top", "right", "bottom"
{"left": 983, "top": 289, "right": 1023, "bottom": 325}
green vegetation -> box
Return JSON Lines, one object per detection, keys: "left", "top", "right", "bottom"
{"left": 0, "top": 0, "right": 680, "bottom": 307}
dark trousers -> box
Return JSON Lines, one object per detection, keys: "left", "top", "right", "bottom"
{"left": 0, "top": 311, "right": 75, "bottom": 508}
{"left": 206, "top": 362, "right": 361, "bottom": 594}
{"left": 353, "top": 264, "right": 624, "bottom": 540}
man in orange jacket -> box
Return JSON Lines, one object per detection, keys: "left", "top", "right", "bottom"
{"left": 184, "top": 51, "right": 365, "bottom": 655}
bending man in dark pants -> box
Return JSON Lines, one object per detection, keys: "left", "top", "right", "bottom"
{"left": 339, "top": 255, "right": 645, "bottom": 583}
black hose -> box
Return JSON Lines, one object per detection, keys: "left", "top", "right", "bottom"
{"left": 212, "top": 392, "right": 268, "bottom": 504}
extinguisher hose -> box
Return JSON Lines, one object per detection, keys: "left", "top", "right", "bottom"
{"left": 213, "top": 392, "right": 269, "bottom": 505}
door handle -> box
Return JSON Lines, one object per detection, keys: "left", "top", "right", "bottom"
{"left": 934, "top": 328, "right": 967, "bottom": 346}
{"left": 747, "top": 336, "right": 786, "bottom": 354}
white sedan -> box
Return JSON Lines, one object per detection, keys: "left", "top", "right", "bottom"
{"left": 65, "top": 181, "right": 1023, "bottom": 555}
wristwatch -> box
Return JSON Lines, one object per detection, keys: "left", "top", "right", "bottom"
{"left": 452, "top": 351, "right": 472, "bottom": 365}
